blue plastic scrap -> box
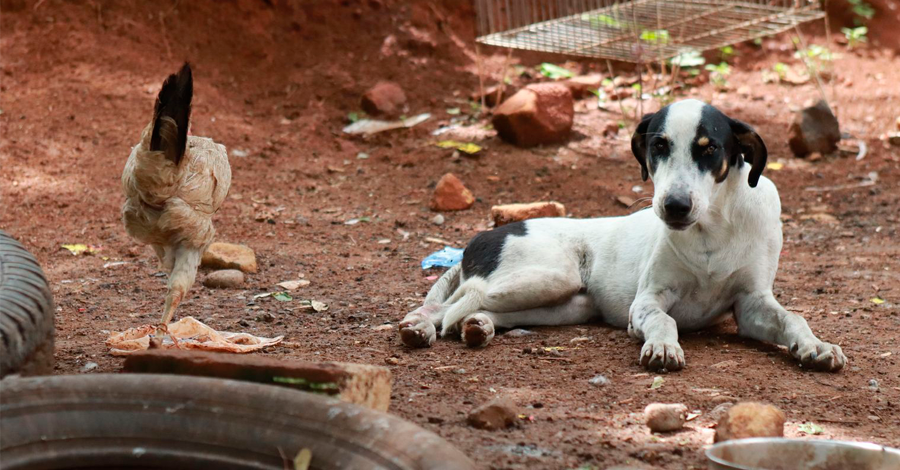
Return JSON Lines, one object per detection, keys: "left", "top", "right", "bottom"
{"left": 421, "top": 246, "right": 464, "bottom": 270}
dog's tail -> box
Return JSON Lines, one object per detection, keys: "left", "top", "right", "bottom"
{"left": 439, "top": 277, "right": 487, "bottom": 337}
{"left": 423, "top": 263, "right": 462, "bottom": 306}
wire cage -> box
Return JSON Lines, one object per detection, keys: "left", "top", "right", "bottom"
{"left": 475, "top": 0, "right": 825, "bottom": 63}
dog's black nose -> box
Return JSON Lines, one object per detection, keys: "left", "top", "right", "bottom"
{"left": 663, "top": 194, "right": 692, "bottom": 219}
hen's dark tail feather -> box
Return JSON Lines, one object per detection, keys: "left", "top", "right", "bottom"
{"left": 150, "top": 62, "right": 193, "bottom": 165}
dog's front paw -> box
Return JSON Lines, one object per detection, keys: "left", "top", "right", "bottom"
{"left": 640, "top": 340, "right": 685, "bottom": 371}
{"left": 792, "top": 340, "right": 846, "bottom": 372}
{"left": 399, "top": 313, "right": 436, "bottom": 348}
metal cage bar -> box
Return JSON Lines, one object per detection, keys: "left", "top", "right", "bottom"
{"left": 475, "top": 0, "right": 825, "bottom": 62}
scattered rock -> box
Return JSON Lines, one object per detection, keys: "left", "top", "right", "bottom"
{"left": 467, "top": 395, "right": 519, "bottom": 430}
{"left": 602, "top": 121, "right": 619, "bottom": 137}
{"left": 384, "top": 357, "right": 400, "bottom": 365}
{"left": 491, "top": 83, "right": 574, "bottom": 148}
{"left": 471, "top": 84, "right": 514, "bottom": 108}
{"left": 715, "top": 402, "right": 785, "bottom": 443}
{"left": 491, "top": 201, "right": 566, "bottom": 226}
{"left": 431, "top": 214, "right": 445, "bottom": 225}
{"left": 868, "top": 378, "right": 879, "bottom": 391}
{"left": 277, "top": 279, "right": 310, "bottom": 291}
{"left": 81, "top": 361, "right": 98, "bottom": 372}
{"left": 788, "top": 100, "right": 840, "bottom": 158}
{"left": 588, "top": 374, "right": 610, "bottom": 387}
{"left": 561, "top": 74, "right": 603, "bottom": 99}
{"left": 361, "top": 81, "right": 407, "bottom": 116}
{"left": 644, "top": 403, "right": 687, "bottom": 432}
{"left": 506, "top": 328, "right": 534, "bottom": 337}
{"left": 201, "top": 243, "right": 258, "bottom": 273}
{"left": 202, "top": 269, "right": 245, "bottom": 289}
{"left": 708, "top": 402, "right": 733, "bottom": 423}
{"left": 430, "top": 173, "right": 475, "bottom": 211}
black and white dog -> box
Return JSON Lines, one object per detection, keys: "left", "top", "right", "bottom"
{"left": 399, "top": 99, "right": 845, "bottom": 372}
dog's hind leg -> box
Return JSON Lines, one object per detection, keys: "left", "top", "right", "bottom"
{"left": 460, "top": 294, "right": 597, "bottom": 348}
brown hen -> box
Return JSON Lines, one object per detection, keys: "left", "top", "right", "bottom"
{"left": 122, "top": 63, "right": 231, "bottom": 330}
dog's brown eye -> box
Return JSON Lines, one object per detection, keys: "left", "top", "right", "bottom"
{"left": 705, "top": 145, "right": 717, "bottom": 155}
{"left": 654, "top": 142, "right": 666, "bottom": 151}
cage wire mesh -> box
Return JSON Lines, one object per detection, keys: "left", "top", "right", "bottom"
{"left": 475, "top": 0, "right": 825, "bottom": 63}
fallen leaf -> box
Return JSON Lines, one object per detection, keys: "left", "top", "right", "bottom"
{"left": 311, "top": 300, "right": 328, "bottom": 312}
{"left": 798, "top": 422, "right": 823, "bottom": 435}
{"left": 272, "top": 292, "right": 293, "bottom": 302}
{"left": 277, "top": 280, "right": 310, "bottom": 291}
{"left": 293, "top": 448, "right": 312, "bottom": 470}
{"left": 435, "top": 140, "right": 482, "bottom": 155}
{"left": 766, "top": 162, "right": 784, "bottom": 171}
{"left": 253, "top": 293, "right": 272, "bottom": 300}
{"left": 616, "top": 195, "right": 635, "bottom": 207}
{"left": 870, "top": 297, "right": 885, "bottom": 305}
{"left": 61, "top": 244, "right": 100, "bottom": 256}
{"left": 543, "top": 346, "right": 568, "bottom": 352}
{"left": 650, "top": 376, "right": 665, "bottom": 390}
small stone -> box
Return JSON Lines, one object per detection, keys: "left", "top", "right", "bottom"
{"left": 467, "top": 396, "right": 518, "bottom": 430}
{"left": 868, "top": 379, "right": 879, "bottom": 391}
{"left": 491, "top": 83, "right": 574, "bottom": 148}
{"left": 430, "top": 173, "right": 474, "bottom": 211}
{"left": 202, "top": 269, "right": 245, "bottom": 289}
{"left": 506, "top": 328, "right": 534, "bottom": 337}
{"left": 81, "top": 361, "right": 99, "bottom": 372}
{"left": 788, "top": 100, "right": 840, "bottom": 157}
{"left": 201, "top": 243, "right": 258, "bottom": 273}
{"left": 431, "top": 214, "right": 445, "bottom": 225}
{"left": 257, "top": 312, "right": 275, "bottom": 323}
{"left": 491, "top": 201, "right": 565, "bottom": 226}
{"left": 561, "top": 74, "right": 603, "bottom": 99}
{"left": 644, "top": 403, "right": 687, "bottom": 432}
{"left": 360, "top": 81, "right": 407, "bottom": 116}
{"left": 602, "top": 121, "right": 619, "bottom": 137}
{"left": 588, "top": 374, "right": 610, "bottom": 387}
{"left": 384, "top": 357, "right": 400, "bottom": 365}
{"left": 373, "top": 324, "right": 394, "bottom": 331}
{"left": 277, "top": 279, "right": 310, "bottom": 291}
{"left": 569, "top": 336, "right": 590, "bottom": 344}
{"left": 715, "top": 402, "right": 785, "bottom": 443}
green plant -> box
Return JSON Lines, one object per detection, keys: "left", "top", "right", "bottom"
{"left": 848, "top": 0, "right": 875, "bottom": 25}
{"left": 539, "top": 63, "right": 574, "bottom": 80}
{"left": 842, "top": 26, "right": 868, "bottom": 49}
{"left": 580, "top": 13, "right": 621, "bottom": 28}
{"left": 704, "top": 62, "right": 731, "bottom": 89}
{"left": 794, "top": 44, "right": 837, "bottom": 75}
{"left": 719, "top": 45, "right": 736, "bottom": 60}
{"left": 639, "top": 29, "right": 669, "bottom": 44}
{"left": 670, "top": 49, "right": 705, "bottom": 67}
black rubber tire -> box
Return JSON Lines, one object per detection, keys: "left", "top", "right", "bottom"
{"left": 0, "top": 374, "right": 476, "bottom": 470}
{"left": 0, "top": 230, "right": 55, "bottom": 377}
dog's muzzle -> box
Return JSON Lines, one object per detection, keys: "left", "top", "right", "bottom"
{"left": 662, "top": 193, "right": 694, "bottom": 230}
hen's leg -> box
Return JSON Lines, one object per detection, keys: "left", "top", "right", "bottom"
{"left": 152, "top": 244, "right": 175, "bottom": 273}
{"left": 160, "top": 246, "right": 202, "bottom": 327}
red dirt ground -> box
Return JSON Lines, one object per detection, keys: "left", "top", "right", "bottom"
{"left": 1, "top": 1, "right": 898, "bottom": 469}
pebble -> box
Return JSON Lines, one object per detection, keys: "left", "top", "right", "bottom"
{"left": 644, "top": 403, "right": 687, "bottom": 432}
{"left": 467, "top": 396, "right": 519, "bottom": 430}
{"left": 868, "top": 379, "right": 879, "bottom": 391}
{"left": 430, "top": 173, "right": 474, "bottom": 212}
{"left": 588, "top": 374, "right": 610, "bottom": 387}
{"left": 202, "top": 269, "right": 245, "bottom": 289}
{"left": 492, "top": 83, "right": 574, "bottom": 147}
{"left": 431, "top": 214, "right": 445, "bottom": 225}
{"left": 201, "top": 243, "right": 258, "bottom": 273}
{"left": 81, "top": 362, "right": 99, "bottom": 372}
{"left": 506, "top": 328, "right": 534, "bottom": 337}
{"left": 715, "top": 402, "right": 785, "bottom": 442}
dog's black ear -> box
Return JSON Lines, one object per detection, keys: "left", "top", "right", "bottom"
{"left": 630, "top": 113, "right": 655, "bottom": 182}
{"left": 729, "top": 118, "right": 767, "bottom": 187}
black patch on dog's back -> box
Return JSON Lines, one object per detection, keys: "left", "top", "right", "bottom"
{"left": 462, "top": 221, "right": 528, "bottom": 278}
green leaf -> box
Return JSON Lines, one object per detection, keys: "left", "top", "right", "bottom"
{"left": 539, "top": 63, "right": 574, "bottom": 80}
{"left": 347, "top": 112, "right": 361, "bottom": 123}
{"left": 580, "top": 13, "right": 621, "bottom": 28}
{"left": 670, "top": 50, "right": 705, "bottom": 67}
{"left": 798, "top": 422, "right": 824, "bottom": 435}
{"left": 272, "top": 292, "right": 293, "bottom": 302}
{"left": 640, "top": 29, "right": 669, "bottom": 44}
